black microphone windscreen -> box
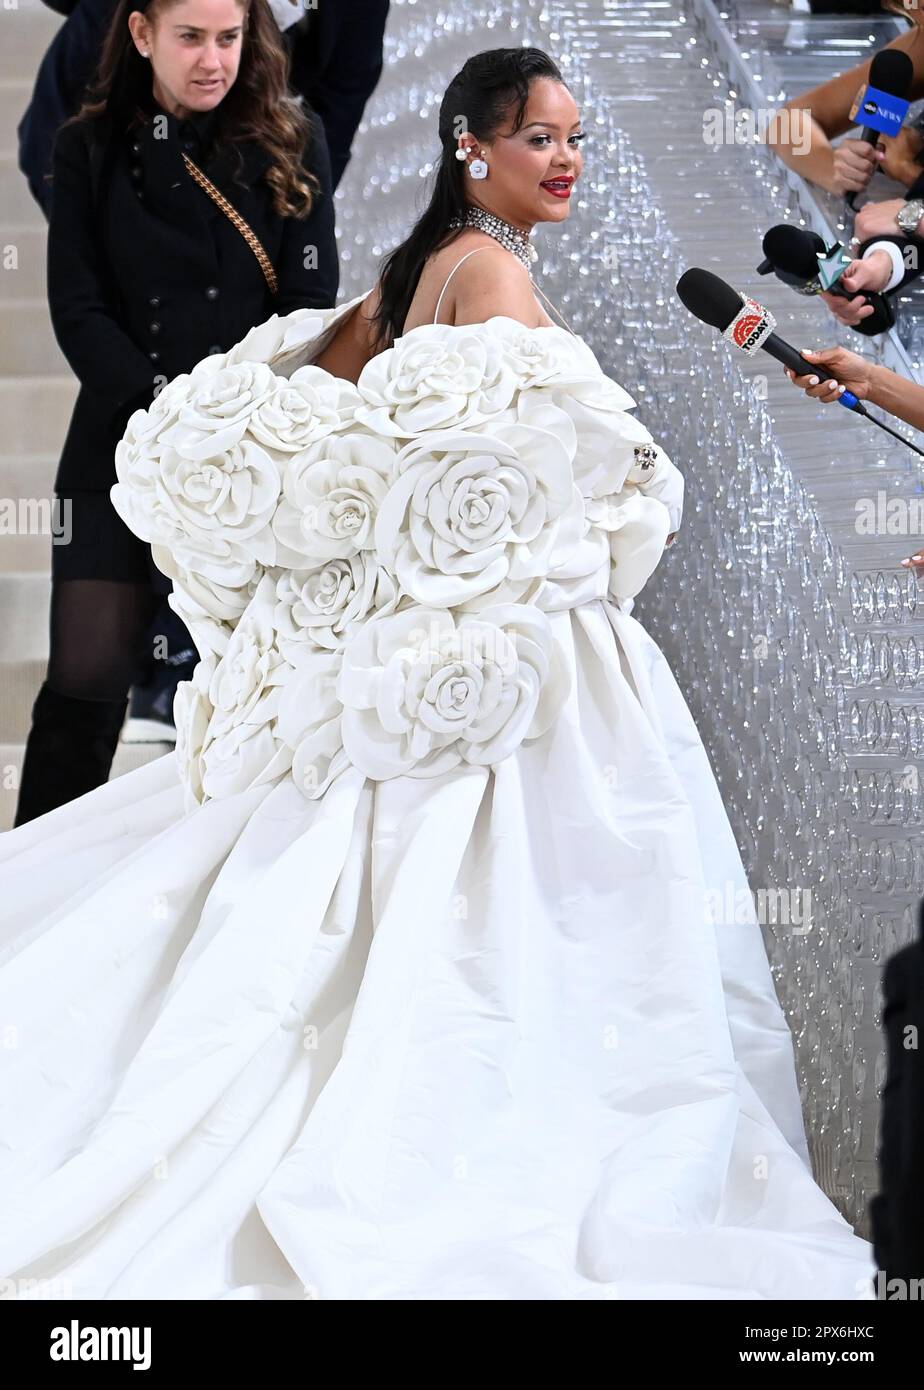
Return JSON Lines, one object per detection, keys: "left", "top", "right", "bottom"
{"left": 762, "top": 224, "right": 826, "bottom": 280}
{"left": 868, "top": 47, "right": 914, "bottom": 97}
{"left": 675, "top": 268, "right": 743, "bottom": 332}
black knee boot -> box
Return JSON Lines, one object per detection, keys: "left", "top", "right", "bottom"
{"left": 14, "top": 681, "right": 129, "bottom": 827}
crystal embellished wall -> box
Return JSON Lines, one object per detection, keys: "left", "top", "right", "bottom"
{"left": 333, "top": 0, "right": 924, "bottom": 1237}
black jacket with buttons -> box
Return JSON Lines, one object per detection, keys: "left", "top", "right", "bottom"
{"left": 48, "top": 96, "right": 339, "bottom": 491}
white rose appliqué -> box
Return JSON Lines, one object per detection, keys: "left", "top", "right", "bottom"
{"left": 337, "top": 605, "right": 570, "bottom": 780}
{"left": 374, "top": 422, "right": 583, "bottom": 607}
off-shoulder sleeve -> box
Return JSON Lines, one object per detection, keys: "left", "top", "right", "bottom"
{"left": 110, "top": 293, "right": 374, "bottom": 657}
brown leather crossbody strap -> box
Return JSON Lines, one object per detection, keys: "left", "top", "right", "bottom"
{"left": 182, "top": 153, "right": 279, "bottom": 296}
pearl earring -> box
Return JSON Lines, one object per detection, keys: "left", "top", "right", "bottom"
{"left": 456, "top": 146, "right": 488, "bottom": 179}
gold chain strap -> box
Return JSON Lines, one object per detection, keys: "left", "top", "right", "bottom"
{"left": 182, "top": 153, "right": 279, "bottom": 296}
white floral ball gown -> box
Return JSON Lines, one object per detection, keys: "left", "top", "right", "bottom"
{"left": 0, "top": 288, "right": 875, "bottom": 1301}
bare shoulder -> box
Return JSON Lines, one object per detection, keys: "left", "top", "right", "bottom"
{"left": 312, "top": 288, "right": 383, "bottom": 384}
{"left": 443, "top": 234, "right": 541, "bottom": 328}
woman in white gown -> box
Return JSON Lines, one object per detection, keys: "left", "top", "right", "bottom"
{"left": 0, "top": 47, "right": 876, "bottom": 1300}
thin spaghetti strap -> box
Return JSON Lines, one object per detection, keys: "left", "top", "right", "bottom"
{"left": 432, "top": 247, "right": 497, "bottom": 325}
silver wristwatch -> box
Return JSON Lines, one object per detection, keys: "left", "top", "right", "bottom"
{"left": 896, "top": 198, "right": 924, "bottom": 236}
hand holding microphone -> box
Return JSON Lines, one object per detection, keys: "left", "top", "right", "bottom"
{"left": 832, "top": 140, "right": 881, "bottom": 199}
{"left": 839, "top": 123, "right": 924, "bottom": 201}
{"left": 676, "top": 267, "right": 866, "bottom": 408}
{"left": 784, "top": 347, "right": 924, "bottom": 570}
{"left": 820, "top": 254, "right": 894, "bottom": 327}
{"left": 783, "top": 348, "right": 924, "bottom": 574}
{"left": 782, "top": 345, "right": 875, "bottom": 402}
{"left": 844, "top": 48, "right": 914, "bottom": 210}
{"left": 675, "top": 267, "right": 924, "bottom": 457}
{"left": 757, "top": 223, "right": 895, "bottom": 335}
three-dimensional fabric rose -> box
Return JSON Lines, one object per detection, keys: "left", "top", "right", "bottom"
{"left": 337, "top": 604, "right": 570, "bottom": 780}
{"left": 374, "top": 422, "right": 584, "bottom": 607}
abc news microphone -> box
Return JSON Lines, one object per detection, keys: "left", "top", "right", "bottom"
{"left": 846, "top": 47, "right": 914, "bottom": 211}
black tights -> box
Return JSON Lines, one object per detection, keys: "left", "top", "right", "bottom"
{"left": 45, "top": 577, "right": 165, "bottom": 702}
{"left": 14, "top": 578, "right": 169, "bottom": 826}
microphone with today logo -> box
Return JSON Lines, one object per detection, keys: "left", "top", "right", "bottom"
{"left": 675, "top": 268, "right": 866, "bottom": 410}
{"left": 675, "top": 267, "right": 924, "bottom": 459}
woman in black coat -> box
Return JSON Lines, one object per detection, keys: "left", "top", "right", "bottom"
{"left": 14, "top": 0, "right": 339, "bottom": 826}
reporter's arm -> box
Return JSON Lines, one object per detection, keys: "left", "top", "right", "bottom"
{"left": 867, "top": 362, "right": 924, "bottom": 432}
{"left": 858, "top": 241, "right": 909, "bottom": 292}
{"left": 770, "top": 30, "right": 924, "bottom": 193}
{"left": 792, "top": 347, "right": 924, "bottom": 432}
{"left": 771, "top": 63, "right": 874, "bottom": 191}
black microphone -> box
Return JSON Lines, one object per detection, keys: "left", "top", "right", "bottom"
{"left": 676, "top": 268, "right": 924, "bottom": 458}
{"left": 757, "top": 224, "right": 895, "bottom": 337}
{"left": 846, "top": 48, "right": 913, "bottom": 210}
{"left": 676, "top": 267, "right": 866, "bottom": 412}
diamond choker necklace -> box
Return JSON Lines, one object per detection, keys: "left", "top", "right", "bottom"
{"left": 447, "top": 206, "right": 538, "bottom": 270}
